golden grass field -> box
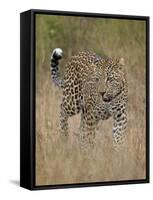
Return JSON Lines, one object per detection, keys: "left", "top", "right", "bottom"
{"left": 35, "top": 14, "right": 146, "bottom": 185}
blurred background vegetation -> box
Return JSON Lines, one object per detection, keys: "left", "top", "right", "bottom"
{"left": 35, "top": 14, "right": 146, "bottom": 185}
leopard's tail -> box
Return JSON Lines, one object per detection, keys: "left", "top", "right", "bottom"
{"left": 50, "top": 48, "right": 64, "bottom": 87}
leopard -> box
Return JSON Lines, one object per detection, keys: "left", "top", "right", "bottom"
{"left": 50, "top": 48, "right": 128, "bottom": 152}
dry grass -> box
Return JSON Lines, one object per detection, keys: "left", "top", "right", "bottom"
{"left": 35, "top": 14, "right": 146, "bottom": 185}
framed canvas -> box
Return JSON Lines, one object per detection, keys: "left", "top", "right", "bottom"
{"left": 20, "top": 9, "right": 150, "bottom": 190}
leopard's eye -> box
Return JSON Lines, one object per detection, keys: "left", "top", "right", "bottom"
{"left": 95, "top": 77, "right": 99, "bottom": 82}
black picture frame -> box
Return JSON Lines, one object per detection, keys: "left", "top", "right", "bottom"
{"left": 20, "top": 9, "right": 150, "bottom": 190}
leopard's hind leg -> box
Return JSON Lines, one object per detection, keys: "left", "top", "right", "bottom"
{"left": 59, "top": 87, "right": 81, "bottom": 139}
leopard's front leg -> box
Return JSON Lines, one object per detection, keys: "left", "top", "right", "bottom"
{"left": 79, "top": 101, "right": 98, "bottom": 154}
{"left": 111, "top": 103, "right": 127, "bottom": 150}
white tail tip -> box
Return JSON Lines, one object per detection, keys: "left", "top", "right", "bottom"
{"left": 52, "top": 48, "right": 63, "bottom": 57}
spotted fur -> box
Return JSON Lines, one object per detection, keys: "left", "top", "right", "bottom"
{"left": 50, "top": 48, "right": 128, "bottom": 152}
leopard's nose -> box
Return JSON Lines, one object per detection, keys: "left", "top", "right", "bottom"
{"left": 100, "top": 92, "right": 106, "bottom": 98}
{"left": 100, "top": 92, "right": 112, "bottom": 102}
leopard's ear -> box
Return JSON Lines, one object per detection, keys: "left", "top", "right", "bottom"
{"left": 119, "top": 57, "right": 125, "bottom": 66}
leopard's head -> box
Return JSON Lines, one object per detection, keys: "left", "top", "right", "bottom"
{"left": 101, "top": 58, "right": 126, "bottom": 102}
